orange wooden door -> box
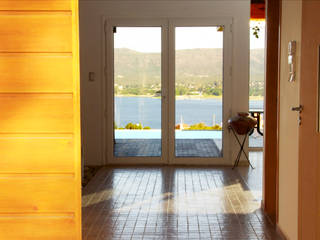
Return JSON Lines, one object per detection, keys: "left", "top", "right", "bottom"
{"left": 0, "top": 1, "right": 81, "bottom": 239}
{"left": 299, "top": 1, "right": 320, "bottom": 239}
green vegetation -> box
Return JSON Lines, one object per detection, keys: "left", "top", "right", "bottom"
{"left": 115, "top": 122, "right": 222, "bottom": 130}
{"left": 125, "top": 123, "right": 142, "bottom": 130}
{"left": 189, "top": 122, "right": 222, "bottom": 130}
{"left": 114, "top": 48, "right": 265, "bottom": 97}
{"left": 114, "top": 122, "right": 151, "bottom": 130}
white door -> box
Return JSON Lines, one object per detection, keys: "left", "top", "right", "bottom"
{"left": 105, "top": 19, "right": 169, "bottom": 164}
{"left": 105, "top": 18, "right": 232, "bottom": 165}
{"left": 168, "top": 19, "right": 232, "bottom": 165}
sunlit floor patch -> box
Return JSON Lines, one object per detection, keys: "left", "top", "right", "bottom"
{"left": 82, "top": 154, "right": 281, "bottom": 240}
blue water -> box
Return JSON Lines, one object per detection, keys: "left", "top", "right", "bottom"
{"left": 115, "top": 130, "right": 222, "bottom": 139}
{"left": 114, "top": 96, "right": 263, "bottom": 129}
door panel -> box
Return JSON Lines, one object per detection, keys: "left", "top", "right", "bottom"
{"left": 0, "top": 1, "right": 72, "bottom": 11}
{"left": 299, "top": 2, "right": 320, "bottom": 239}
{"left": 106, "top": 19, "right": 168, "bottom": 164}
{"left": 0, "top": 215, "right": 76, "bottom": 240}
{"left": 169, "top": 19, "right": 232, "bottom": 165}
{"left": 0, "top": 54, "right": 73, "bottom": 92}
{"left": 113, "top": 27, "right": 162, "bottom": 158}
{"left": 0, "top": 14, "right": 72, "bottom": 52}
{"left": 0, "top": 1, "right": 81, "bottom": 239}
{"left": 278, "top": 2, "right": 301, "bottom": 238}
{"left": 174, "top": 26, "right": 223, "bottom": 158}
{"left": 0, "top": 135, "right": 74, "bottom": 173}
{"left": 0, "top": 176, "right": 75, "bottom": 212}
{"left": 0, "top": 94, "right": 73, "bottom": 133}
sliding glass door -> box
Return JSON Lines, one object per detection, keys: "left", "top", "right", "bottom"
{"left": 106, "top": 19, "right": 231, "bottom": 164}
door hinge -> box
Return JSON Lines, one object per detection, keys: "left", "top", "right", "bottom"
{"left": 230, "top": 24, "right": 233, "bottom": 33}
{"left": 113, "top": 26, "right": 117, "bottom": 33}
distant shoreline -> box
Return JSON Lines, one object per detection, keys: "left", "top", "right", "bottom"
{"left": 115, "top": 94, "right": 264, "bottom": 100}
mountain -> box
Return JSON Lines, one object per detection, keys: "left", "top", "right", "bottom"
{"left": 114, "top": 48, "right": 265, "bottom": 93}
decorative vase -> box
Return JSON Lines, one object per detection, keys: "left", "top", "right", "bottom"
{"left": 228, "top": 112, "right": 257, "bottom": 135}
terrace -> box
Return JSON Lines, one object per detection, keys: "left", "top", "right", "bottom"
{"left": 114, "top": 129, "right": 263, "bottom": 157}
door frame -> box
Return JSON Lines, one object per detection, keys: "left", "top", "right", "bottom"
{"left": 167, "top": 18, "right": 233, "bottom": 165}
{"left": 102, "top": 17, "right": 233, "bottom": 165}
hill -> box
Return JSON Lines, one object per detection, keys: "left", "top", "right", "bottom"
{"left": 114, "top": 48, "right": 265, "bottom": 96}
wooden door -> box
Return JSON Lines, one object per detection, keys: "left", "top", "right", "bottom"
{"left": 299, "top": 1, "right": 320, "bottom": 239}
{"left": 0, "top": 1, "right": 81, "bottom": 239}
{"left": 277, "top": 1, "right": 302, "bottom": 239}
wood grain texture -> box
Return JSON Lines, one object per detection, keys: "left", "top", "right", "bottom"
{"left": 0, "top": 134, "right": 74, "bottom": 173}
{"left": 0, "top": 13, "right": 72, "bottom": 53}
{"left": 0, "top": 214, "right": 76, "bottom": 240}
{"left": 0, "top": 54, "right": 73, "bottom": 92}
{"left": 0, "top": 0, "right": 82, "bottom": 239}
{"left": 0, "top": 94, "right": 73, "bottom": 133}
{"left": 299, "top": 2, "right": 320, "bottom": 239}
{"left": 0, "top": 176, "right": 75, "bottom": 213}
{"left": 0, "top": 0, "right": 72, "bottom": 11}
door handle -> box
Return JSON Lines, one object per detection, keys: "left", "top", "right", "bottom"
{"left": 291, "top": 105, "right": 303, "bottom": 113}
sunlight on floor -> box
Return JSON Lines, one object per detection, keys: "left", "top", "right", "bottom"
{"left": 82, "top": 154, "right": 282, "bottom": 239}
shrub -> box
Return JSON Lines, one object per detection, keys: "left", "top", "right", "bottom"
{"left": 125, "top": 122, "right": 143, "bottom": 130}
{"left": 188, "top": 122, "right": 222, "bottom": 130}
{"left": 212, "top": 124, "right": 222, "bottom": 130}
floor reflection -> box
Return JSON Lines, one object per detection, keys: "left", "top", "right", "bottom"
{"left": 82, "top": 155, "right": 281, "bottom": 240}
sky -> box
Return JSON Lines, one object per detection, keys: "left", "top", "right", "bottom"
{"left": 114, "top": 21, "right": 265, "bottom": 53}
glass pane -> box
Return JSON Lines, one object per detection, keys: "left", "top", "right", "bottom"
{"left": 113, "top": 27, "right": 162, "bottom": 157}
{"left": 175, "top": 26, "right": 223, "bottom": 158}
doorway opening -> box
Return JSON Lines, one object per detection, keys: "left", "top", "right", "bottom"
{"left": 107, "top": 19, "right": 232, "bottom": 165}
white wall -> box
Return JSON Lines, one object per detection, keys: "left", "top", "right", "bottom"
{"left": 278, "top": 1, "right": 302, "bottom": 239}
{"left": 79, "top": 0, "right": 250, "bottom": 165}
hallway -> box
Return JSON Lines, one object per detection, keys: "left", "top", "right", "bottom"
{"left": 82, "top": 153, "right": 282, "bottom": 240}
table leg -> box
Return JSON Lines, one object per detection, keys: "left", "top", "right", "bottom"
{"left": 231, "top": 127, "right": 255, "bottom": 169}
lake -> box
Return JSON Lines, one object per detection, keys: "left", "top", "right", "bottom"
{"left": 114, "top": 96, "right": 263, "bottom": 129}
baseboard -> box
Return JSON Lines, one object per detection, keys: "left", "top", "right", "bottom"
{"left": 276, "top": 225, "right": 288, "bottom": 240}
{"left": 260, "top": 202, "right": 287, "bottom": 240}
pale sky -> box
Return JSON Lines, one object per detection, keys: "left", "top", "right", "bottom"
{"left": 114, "top": 21, "right": 265, "bottom": 53}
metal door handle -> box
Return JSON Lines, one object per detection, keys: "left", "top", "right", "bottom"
{"left": 291, "top": 105, "right": 303, "bottom": 113}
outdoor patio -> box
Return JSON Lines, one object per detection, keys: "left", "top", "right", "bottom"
{"left": 114, "top": 139, "right": 222, "bottom": 157}
{"left": 114, "top": 133, "right": 263, "bottom": 157}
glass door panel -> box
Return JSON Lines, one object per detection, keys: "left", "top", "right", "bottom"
{"left": 113, "top": 27, "right": 162, "bottom": 157}
{"left": 175, "top": 26, "right": 224, "bottom": 158}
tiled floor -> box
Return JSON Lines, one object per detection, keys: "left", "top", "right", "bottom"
{"left": 82, "top": 152, "right": 282, "bottom": 240}
{"left": 114, "top": 139, "right": 221, "bottom": 157}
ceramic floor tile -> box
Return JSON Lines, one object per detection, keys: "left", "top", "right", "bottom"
{"left": 82, "top": 153, "right": 282, "bottom": 240}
